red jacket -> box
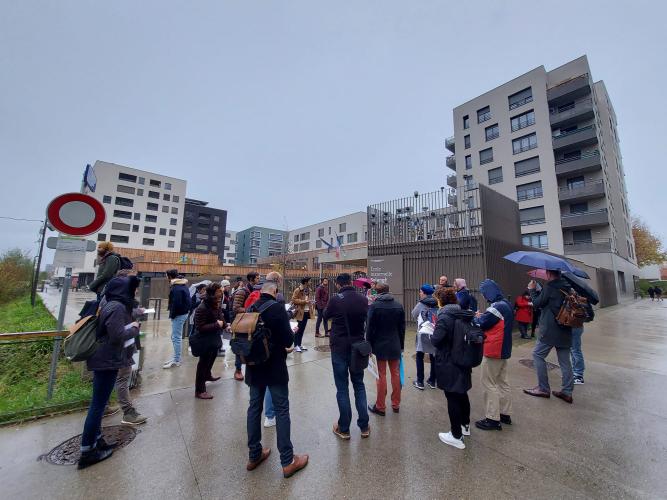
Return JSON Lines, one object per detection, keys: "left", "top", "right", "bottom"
{"left": 514, "top": 296, "right": 533, "bottom": 324}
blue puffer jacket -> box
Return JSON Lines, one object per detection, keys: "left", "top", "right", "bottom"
{"left": 477, "top": 279, "right": 513, "bottom": 359}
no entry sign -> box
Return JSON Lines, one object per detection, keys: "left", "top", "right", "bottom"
{"left": 47, "top": 193, "right": 106, "bottom": 236}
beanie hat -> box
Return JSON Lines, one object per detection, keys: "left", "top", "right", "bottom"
{"left": 221, "top": 279, "right": 231, "bottom": 287}
{"left": 420, "top": 284, "right": 435, "bottom": 295}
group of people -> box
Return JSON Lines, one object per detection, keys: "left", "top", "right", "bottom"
{"left": 647, "top": 285, "right": 664, "bottom": 301}
{"left": 76, "top": 242, "right": 592, "bottom": 471}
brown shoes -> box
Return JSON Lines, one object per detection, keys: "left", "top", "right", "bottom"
{"left": 332, "top": 424, "right": 350, "bottom": 440}
{"left": 246, "top": 448, "right": 271, "bottom": 471}
{"left": 523, "top": 387, "right": 550, "bottom": 398}
{"left": 195, "top": 392, "right": 214, "bottom": 399}
{"left": 234, "top": 370, "right": 244, "bottom": 381}
{"left": 282, "top": 454, "right": 309, "bottom": 478}
{"left": 361, "top": 426, "right": 371, "bottom": 439}
{"left": 552, "top": 391, "right": 573, "bottom": 404}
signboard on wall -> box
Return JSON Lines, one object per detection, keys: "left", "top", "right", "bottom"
{"left": 368, "top": 255, "right": 404, "bottom": 305}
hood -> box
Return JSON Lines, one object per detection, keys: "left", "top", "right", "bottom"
{"left": 104, "top": 276, "right": 140, "bottom": 309}
{"left": 419, "top": 296, "right": 437, "bottom": 308}
{"left": 454, "top": 278, "right": 467, "bottom": 289}
{"left": 480, "top": 279, "right": 504, "bottom": 303}
{"left": 375, "top": 293, "right": 395, "bottom": 302}
{"left": 171, "top": 278, "right": 188, "bottom": 286}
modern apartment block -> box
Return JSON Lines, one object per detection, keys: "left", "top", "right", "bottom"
{"left": 235, "top": 227, "right": 287, "bottom": 265}
{"left": 180, "top": 198, "right": 227, "bottom": 262}
{"left": 223, "top": 230, "right": 237, "bottom": 266}
{"left": 445, "top": 55, "right": 637, "bottom": 294}
{"left": 289, "top": 212, "right": 367, "bottom": 254}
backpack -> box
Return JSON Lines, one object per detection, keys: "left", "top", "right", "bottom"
{"left": 556, "top": 289, "right": 589, "bottom": 328}
{"left": 450, "top": 317, "right": 485, "bottom": 368}
{"left": 230, "top": 300, "right": 276, "bottom": 366}
{"left": 64, "top": 314, "right": 101, "bottom": 362}
{"left": 244, "top": 290, "right": 261, "bottom": 309}
{"left": 111, "top": 252, "right": 133, "bottom": 270}
{"left": 419, "top": 307, "right": 438, "bottom": 326}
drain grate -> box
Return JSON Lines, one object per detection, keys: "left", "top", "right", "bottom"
{"left": 40, "top": 425, "right": 138, "bottom": 465}
{"left": 313, "top": 345, "right": 331, "bottom": 352}
{"left": 519, "top": 358, "right": 559, "bottom": 371}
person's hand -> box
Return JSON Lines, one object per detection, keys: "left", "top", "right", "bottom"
{"left": 217, "top": 320, "right": 225, "bottom": 328}
{"left": 286, "top": 347, "right": 294, "bottom": 353}
{"left": 474, "top": 311, "right": 482, "bottom": 318}
{"left": 528, "top": 280, "right": 537, "bottom": 290}
{"left": 136, "top": 307, "right": 146, "bottom": 315}
{"left": 131, "top": 321, "right": 140, "bottom": 329}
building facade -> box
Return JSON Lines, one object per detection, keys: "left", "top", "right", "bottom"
{"left": 235, "top": 226, "right": 287, "bottom": 265}
{"left": 223, "top": 230, "right": 237, "bottom": 265}
{"left": 446, "top": 55, "right": 637, "bottom": 295}
{"left": 180, "top": 198, "right": 227, "bottom": 262}
{"left": 289, "top": 212, "right": 367, "bottom": 254}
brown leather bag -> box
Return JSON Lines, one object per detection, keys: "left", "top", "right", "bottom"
{"left": 556, "top": 289, "right": 588, "bottom": 328}
{"left": 231, "top": 312, "right": 261, "bottom": 337}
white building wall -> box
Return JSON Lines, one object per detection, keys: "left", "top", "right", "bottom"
{"left": 289, "top": 212, "right": 367, "bottom": 253}
{"left": 223, "top": 230, "right": 237, "bottom": 266}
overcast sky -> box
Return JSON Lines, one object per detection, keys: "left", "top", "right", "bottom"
{"left": 1, "top": 0, "right": 665, "bottom": 264}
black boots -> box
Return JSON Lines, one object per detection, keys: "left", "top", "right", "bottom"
{"left": 77, "top": 447, "right": 113, "bottom": 470}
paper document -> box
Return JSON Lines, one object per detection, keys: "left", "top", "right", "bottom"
{"left": 143, "top": 308, "right": 156, "bottom": 314}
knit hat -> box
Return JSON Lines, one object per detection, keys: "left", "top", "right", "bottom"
{"left": 420, "top": 284, "right": 435, "bottom": 295}
{"left": 221, "top": 279, "right": 231, "bottom": 287}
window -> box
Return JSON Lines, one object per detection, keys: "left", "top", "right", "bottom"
{"left": 465, "top": 155, "right": 472, "bottom": 170}
{"left": 318, "top": 228, "right": 324, "bottom": 237}
{"left": 197, "top": 234, "right": 209, "bottom": 241}
{"left": 508, "top": 87, "right": 533, "bottom": 110}
{"left": 250, "top": 248, "right": 260, "bottom": 256}
{"left": 117, "top": 184, "right": 135, "bottom": 195}
{"left": 213, "top": 226, "right": 219, "bottom": 232}
{"left": 144, "top": 226, "right": 156, "bottom": 234}
{"left": 110, "top": 235, "right": 129, "bottom": 243}
{"left": 522, "top": 232, "right": 548, "bottom": 249}
{"left": 251, "top": 239, "right": 260, "bottom": 247}
{"left": 164, "top": 182, "right": 172, "bottom": 190}
{"left": 300, "top": 242, "right": 310, "bottom": 251}
{"left": 196, "top": 244, "right": 208, "bottom": 251}
{"left": 514, "top": 156, "right": 540, "bottom": 177}
{"left": 168, "top": 241, "right": 175, "bottom": 248}
{"left": 111, "top": 222, "right": 131, "bottom": 231}
{"left": 97, "top": 233, "right": 106, "bottom": 241}
{"left": 268, "top": 233, "right": 284, "bottom": 242}
{"left": 347, "top": 232, "right": 358, "bottom": 243}
{"left": 118, "top": 172, "right": 137, "bottom": 182}
{"left": 149, "top": 179, "right": 161, "bottom": 187}
{"left": 268, "top": 242, "right": 282, "bottom": 250}
{"left": 573, "top": 229, "right": 592, "bottom": 243}
{"left": 132, "top": 225, "right": 139, "bottom": 232}
{"left": 115, "top": 197, "right": 133, "bottom": 207}
{"left": 488, "top": 167, "right": 503, "bottom": 185}
{"left": 147, "top": 202, "right": 158, "bottom": 211}
{"left": 197, "top": 222, "right": 208, "bottom": 230}
{"left": 339, "top": 223, "right": 347, "bottom": 232}
{"left": 214, "top": 216, "right": 220, "bottom": 223}
{"left": 485, "top": 124, "right": 499, "bottom": 141}
{"left": 134, "top": 213, "right": 141, "bottom": 220}
{"left": 138, "top": 177, "right": 145, "bottom": 185}
{"left": 463, "top": 115, "right": 469, "bottom": 129}
{"left": 145, "top": 214, "right": 157, "bottom": 223}
{"left": 251, "top": 231, "right": 262, "bottom": 239}
{"left": 159, "top": 228, "right": 167, "bottom": 236}
{"left": 148, "top": 191, "right": 159, "bottom": 199}
{"left": 512, "top": 133, "right": 537, "bottom": 154}
{"left": 517, "top": 181, "right": 543, "bottom": 201}
{"left": 169, "top": 229, "right": 176, "bottom": 237}
{"left": 316, "top": 239, "right": 322, "bottom": 248}
{"left": 212, "top": 235, "right": 218, "bottom": 242}
{"left": 113, "top": 210, "right": 132, "bottom": 219}
{"left": 142, "top": 238, "right": 155, "bottom": 246}
{"left": 136, "top": 189, "right": 144, "bottom": 196}
{"left": 570, "top": 202, "right": 589, "bottom": 214}
{"left": 163, "top": 194, "right": 170, "bottom": 201}
{"left": 162, "top": 206, "right": 169, "bottom": 213}
{"left": 173, "top": 195, "right": 179, "bottom": 203}
{"left": 300, "top": 232, "right": 310, "bottom": 240}
{"left": 170, "top": 218, "right": 177, "bottom": 226}
{"left": 103, "top": 195, "right": 112, "bottom": 204}
{"left": 511, "top": 110, "right": 535, "bottom": 132}
{"left": 567, "top": 176, "right": 585, "bottom": 189}
{"left": 477, "top": 106, "right": 491, "bottom": 123}
{"left": 183, "top": 232, "right": 192, "bottom": 239}
{"left": 519, "top": 206, "right": 546, "bottom": 225}
{"left": 479, "top": 148, "right": 493, "bottom": 165}
{"left": 463, "top": 135, "right": 471, "bottom": 149}
{"left": 171, "top": 207, "right": 178, "bottom": 214}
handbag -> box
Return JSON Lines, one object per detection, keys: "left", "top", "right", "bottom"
{"left": 340, "top": 294, "right": 371, "bottom": 373}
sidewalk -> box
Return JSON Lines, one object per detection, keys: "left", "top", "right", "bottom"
{"left": 2, "top": 298, "right": 666, "bottom": 499}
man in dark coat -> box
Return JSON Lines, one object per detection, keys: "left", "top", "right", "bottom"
{"left": 245, "top": 281, "right": 309, "bottom": 479}
{"left": 366, "top": 284, "right": 405, "bottom": 416}
{"left": 323, "top": 273, "right": 370, "bottom": 440}
{"left": 315, "top": 278, "right": 330, "bottom": 337}
{"left": 88, "top": 242, "right": 121, "bottom": 297}
{"left": 524, "top": 270, "right": 575, "bottom": 404}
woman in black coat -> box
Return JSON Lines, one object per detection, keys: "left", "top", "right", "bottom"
{"left": 431, "top": 287, "right": 473, "bottom": 450}
{"left": 193, "top": 283, "right": 225, "bottom": 399}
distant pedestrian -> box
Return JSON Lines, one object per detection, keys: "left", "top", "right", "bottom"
{"left": 315, "top": 278, "right": 330, "bottom": 337}
{"left": 437, "top": 275, "right": 449, "bottom": 289}
{"left": 514, "top": 291, "right": 533, "bottom": 339}
{"left": 363, "top": 281, "right": 376, "bottom": 305}
{"left": 454, "top": 278, "right": 477, "bottom": 311}
{"left": 366, "top": 283, "right": 405, "bottom": 416}
{"left": 291, "top": 277, "right": 312, "bottom": 352}
{"left": 524, "top": 271, "right": 575, "bottom": 404}
{"left": 411, "top": 284, "right": 438, "bottom": 390}
{"left": 89, "top": 242, "right": 121, "bottom": 298}
{"left": 324, "top": 273, "right": 371, "bottom": 440}
{"left": 655, "top": 286, "right": 664, "bottom": 302}
{"left": 163, "top": 269, "right": 189, "bottom": 369}
{"left": 647, "top": 286, "right": 655, "bottom": 301}
{"left": 475, "top": 279, "right": 514, "bottom": 431}
{"left": 192, "top": 283, "right": 224, "bottom": 399}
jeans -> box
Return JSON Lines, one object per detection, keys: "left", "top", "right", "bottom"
{"left": 570, "top": 327, "right": 585, "bottom": 378}
{"left": 247, "top": 384, "right": 293, "bottom": 466}
{"left": 294, "top": 312, "right": 310, "bottom": 347}
{"left": 415, "top": 351, "right": 436, "bottom": 385}
{"left": 480, "top": 357, "right": 512, "bottom": 421}
{"left": 315, "top": 307, "right": 329, "bottom": 335}
{"left": 235, "top": 354, "right": 242, "bottom": 371}
{"left": 517, "top": 322, "right": 529, "bottom": 338}
{"left": 376, "top": 359, "right": 401, "bottom": 411}
{"left": 170, "top": 313, "right": 188, "bottom": 362}
{"left": 264, "top": 390, "right": 274, "bottom": 419}
{"left": 195, "top": 349, "right": 218, "bottom": 394}
{"left": 81, "top": 370, "right": 118, "bottom": 451}
{"left": 444, "top": 391, "right": 470, "bottom": 439}
{"left": 533, "top": 340, "right": 574, "bottom": 396}
{"left": 116, "top": 365, "right": 133, "bottom": 413}
{"left": 331, "top": 351, "right": 369, "bottom": 433}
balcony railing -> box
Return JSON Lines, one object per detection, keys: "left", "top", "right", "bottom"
{"left": 480, "top": 156, "right": 494, "bottom": 165}
{"left": 446, "top": 155, "right": 456, "bottom": 169}
{"left": 558, "top": 180, "right": 605, "bottom": 201}
{"left": 511, "top": 116, "right": 536, "bottom": 132}
{"left": 447, "top": 175, "right": 457, "bottom": 188}
{"left": 478, "top": 112, "right": 492, "bottom": 124}
{"left": 564, "top": 239, "right": 612, "bottom": 255}
{"left": 561, "top": 208, "right": 609, "bottom": 228}
{"left": 509, "top": 95, "right": 533, "bottom": 110}
{"left": 445, "top": 136, "right": 455, "bottom": 153}
{"left": 517, "top": 188, "right": 543, "bottom": 201}
{"left": 485, "top": 131, "right": 500, "bottom": 141}
{"left": 521, "top": 218, "right": 546, "bottom": 226}
{"left": 555, "top": 149, "right": 599, "bottom": 165}
{"left": 552, "top": 124, "right": 594, "bottom": 140}
{"left": 547, "top": 73, "right": 591, "bottom": 102}
{"left": 552, "top": 124, "right": 598, "bottom": 150}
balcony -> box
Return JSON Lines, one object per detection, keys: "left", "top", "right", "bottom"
{"left": 447, "top": 193, "right": 457, "bottom": 206}
{"left": 552, "top": 124, "right": 598, "bottom": 151}
{"left": 447, "top": 174, "right": 457, "bottom": 188}
{"left": 558, "top": 180, "right": 605, "bottom": 203}
{"left": 547, "top": 73, "right": 592, "bottom": 104}
{"left": 446, "top": 155, "right": 456, "bottom": 170}
{"left": 555, "top": 150, "right": 602, "bottom": 176}
{"left": 560, "top": 208, "right": 609, "bottom": 229}
{"left": 549, "top": 98, "right": 594, "bottom": 128}
{"left": 564, "top": 239, "right": 612, "bottom": 255}
{"left": 445, "top": 136, "right": 455, "bottom": 153}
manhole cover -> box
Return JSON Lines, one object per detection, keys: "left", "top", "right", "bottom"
{"left": 518, "top": 359, "right": 559, "bottom": 371}
{"left": 40, "top": 425, "right": 138, "bottom": 465}
{"left": 411, "top": 354, "right": 431, "bottom": 363}
{"left": 314, "top": 345, "right": 331, "bottom": 352}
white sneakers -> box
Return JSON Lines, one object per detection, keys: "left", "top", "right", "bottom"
{"left": 461, "top": 424, "right": 471, "bottom": 436}
{"left": 294, "top": 346, "right": 302, "bottom": 353}
{"left": 439, "top": 432, "right": 465, "bottom": 449}
{"left": 162, "top": 360, "right": 181, "bottom": 369}
{"left": 264, "top": 417, "right": 276, "bottom": 428}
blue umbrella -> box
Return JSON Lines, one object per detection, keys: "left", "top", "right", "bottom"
{"left": 504, "top": 251, "right": 577, "bottom": 273}
{"left": 572, "top": 266, "right": 590, "bottom": 279}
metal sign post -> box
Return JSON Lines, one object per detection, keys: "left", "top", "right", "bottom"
{"left": 47, "top": 266, "right": 71, "bottom": 399}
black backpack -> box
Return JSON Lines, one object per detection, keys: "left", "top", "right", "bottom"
{"left": 230, "top": 300, "right": 276, "bottom": 366}
{"left": 111, "top": 252, "right": 133, "bottom": 270}
{"left": 450, "top": 317, "right": 485, "bottom": 368}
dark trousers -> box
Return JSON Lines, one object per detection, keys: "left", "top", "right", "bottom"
{"left": 416, "top": 351, "right": 436, "bottom": 385}
{"left": 315, "top": 307, "right": 329, "bottom": 335}
{"left": 531, "top": 311, "right": 539, "bottom": 335}
{"left": 195, "top": 350, "right": 217, "bottom": 394}
{"left": 331, "top": 351, "right": 369, "bottom": 433}
{"left": 294, "top": 312, "right": 310, "bottom": 347}
{"left": 247, "top": 384, "right": 294, "bottom": 466}
{"left": 444, "top": 391, "right": 470, "bottom": 440}
{"left": 518, "top": 322, "right": 529, "bottom": 338}
{"left": 235, "top": 354, "right": 242, "bottom": 371}
{"left": 81, "top": 370, "right": 118, "bottom": 450}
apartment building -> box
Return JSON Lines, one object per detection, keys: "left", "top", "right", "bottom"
{"left": 223, "top": 230, "right": 237, "bottom": 265}
{"left": 180, "top": 198, "right": 227, "bottom": 262}
{"left": 235, "top": 227, "right": 287, "bottom": 265}
{"left": 445, "top": 56, "right": 637, "bottom": 293}
{"left": 289, "top": 211, "right": 367, "bottom": 254}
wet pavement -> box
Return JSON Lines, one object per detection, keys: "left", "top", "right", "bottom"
{"left": 3, "top": 292, "right": 666, "bottom": 499}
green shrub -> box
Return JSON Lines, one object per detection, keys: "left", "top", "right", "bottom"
{"left": 0, "top": 249, "right": 34, "bottom": 305}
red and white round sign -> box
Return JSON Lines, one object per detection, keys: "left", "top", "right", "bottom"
{"left": 47, "top": 193, "right": 106, "bottom": 236}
